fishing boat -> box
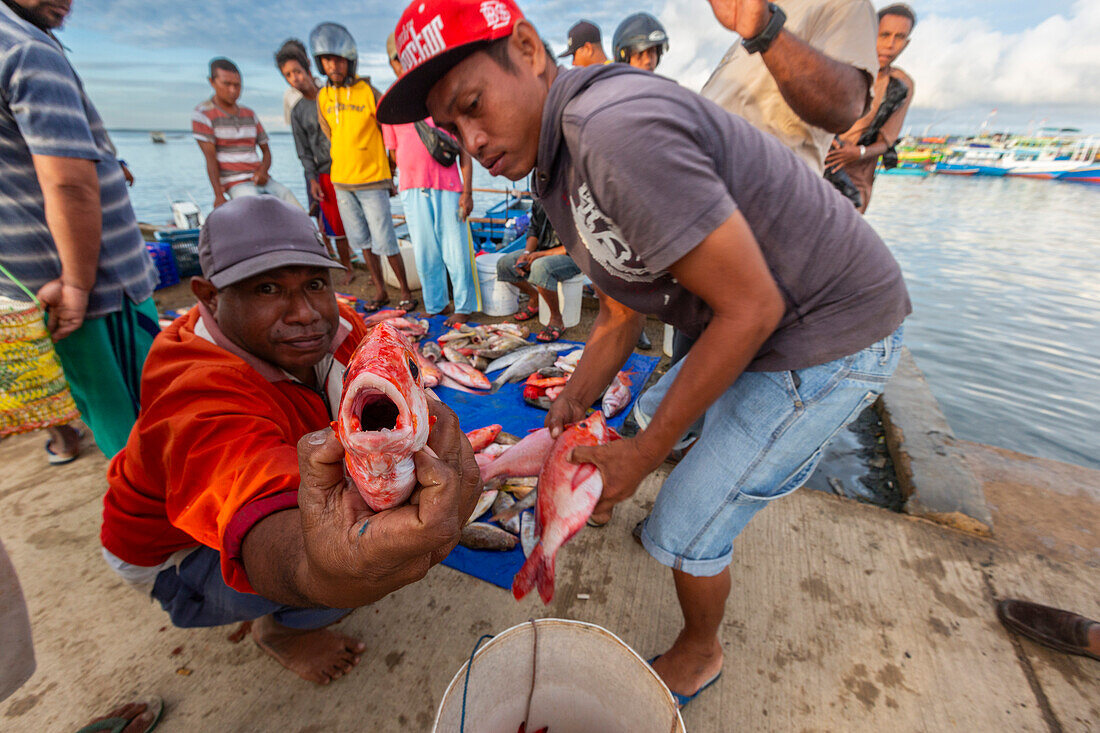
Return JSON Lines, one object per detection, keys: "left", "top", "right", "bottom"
{"left": 468, "top": 192, "right": 532, "bottom": 251}
{"left": 1056, "top": 166, "right": 1100, "bottom": 185}
{"left": 150, "top": 131, "right": 166, "bottom": 144}
{"left": 879, "top": 163, "right": 929, "bottom": 177}
{"left": 932, "top": 142, "right": 1009, "bottom": 177}
{"left": 1003, "top": 136, "right": 1098, "bottom": 179}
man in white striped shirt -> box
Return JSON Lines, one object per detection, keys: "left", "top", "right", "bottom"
{"left": 192, "top": 57, "right": 302, "bottom": 210}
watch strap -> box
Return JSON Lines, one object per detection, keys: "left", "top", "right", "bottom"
{"left": 741, "top": 4, "right": 786, "bottom": 55}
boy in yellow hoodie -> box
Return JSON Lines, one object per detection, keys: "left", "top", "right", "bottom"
{"left": 310, "top": 22, "right": 416, "bottom": 311}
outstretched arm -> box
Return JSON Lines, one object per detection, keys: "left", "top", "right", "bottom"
{"left": 708, "top": 0, "right": 870, "bottom": 133}
{"left": 242, "top": 399, "right": 481, "bottom": 608}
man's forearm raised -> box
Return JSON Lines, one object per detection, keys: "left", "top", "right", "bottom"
{"left": 708, "top": 0, "right": 870, "bottom": 133}
{"left": 762, "top": 29, "right": 869, "bottom": 133}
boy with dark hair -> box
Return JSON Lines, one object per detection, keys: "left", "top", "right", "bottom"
{"left": 275, "top": 39, "right": 354, "bottom": 282}
{"left": 825, "top": 3, "right": 916, "bottom": 212}
{"left": 192, "top": 56, "right": 302, "bottom": 210}
{"left": 378, "top": 0, "right": 909, "bottom": 708}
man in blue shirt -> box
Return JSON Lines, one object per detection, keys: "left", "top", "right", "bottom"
{"left": 0, "top": 0, "right": 160, "bottom": 458}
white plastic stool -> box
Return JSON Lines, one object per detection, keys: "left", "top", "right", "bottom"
{"left": 663, "top": 323, "right": 674, "bottom": 357}
{"left": 539, "top": 273, "right": 587, "bottom": 329}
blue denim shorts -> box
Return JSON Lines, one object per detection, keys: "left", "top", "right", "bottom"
{"left": 334, "top": 186, "right": 400, "bottom": 257}
{"left": 637, "top": 326, "right": 904, "bottom": 576}
{"left": 151, "top": 546, "right": 347, "bottom": 630}
{"left": 496, "top": 250, "right": 581, "bottom": 291}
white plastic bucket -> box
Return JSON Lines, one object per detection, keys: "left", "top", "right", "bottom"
{"left": 433, "top": 619, "right": 685, "bottom": 733}
{"left": 476, "top": 253, "right": 520, "bottom": 317}
{"left": 663, "top": 323, "right": 674, "bottom": 357}
{"left": 538, "top": 273, "right": 587, "bottom": 329}
{"left": 382, "top": 238, "right": 422, "bottom": 291}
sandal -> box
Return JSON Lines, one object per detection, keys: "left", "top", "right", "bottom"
{"left": 536, "top": 324, "right": 563, "bottom": 342}
{"left": 75, "top": 697, "right": 164, "bottom": 733}
{"left": 45, "top": 426, "right": 84, "bottom": 466}
{"left": 363, "top": 297, "right": 390, "bottom": 313}
{"left": 513, "top": 304, "right": 539, "bottom": 321}
{"left": 398, "top": 298, "right": 418, "bottom": 312}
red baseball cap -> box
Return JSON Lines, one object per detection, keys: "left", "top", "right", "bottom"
{"left": 377, "top": 0, "right": 524, "bottom": 125}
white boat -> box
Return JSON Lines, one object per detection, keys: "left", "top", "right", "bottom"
{"left": 1003, "top": 137, "right": 1098, "bottom": 179}
{"left": 170, "top": 199, "right": 204, "bottom": 229}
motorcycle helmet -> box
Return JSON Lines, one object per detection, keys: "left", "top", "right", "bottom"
{"left": 612, "top": 13, "right": 668, "bottom": 65}
{"left": 310, "top": 22, "right": 358, "bottom": 80}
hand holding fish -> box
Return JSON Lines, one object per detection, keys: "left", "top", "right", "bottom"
{"left": 267, "top": 402, "right": 479, "bottom": 609}
{"left": 544, "top": 393, "right": 588, "bottom": 439}
{"left": 570, "top": 436, "right": 660, "bottom": 518}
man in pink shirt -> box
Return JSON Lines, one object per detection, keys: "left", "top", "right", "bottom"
{"left": 383, "top": 34, "right": 476, "bottom": 325}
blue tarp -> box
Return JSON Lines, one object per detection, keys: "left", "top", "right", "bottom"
{"left": 403, "top": 315, "right": 660, "bottom": 590}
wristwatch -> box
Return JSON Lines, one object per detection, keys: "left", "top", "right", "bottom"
{"left": 741, "top": 4, "right": 786, "bottom": 55}
{"left": 859, "top": 145, "right": 867, "bottom": 159}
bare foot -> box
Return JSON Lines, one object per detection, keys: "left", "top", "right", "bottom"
{"left": 650, "top": 634, "right": 723, "bottom": 705}
{"left": 85, "top": 700, "right": 159, "bottom": 733}
{"left": 251, "top": 615, "right": 364, "bottom": 685}
{"left": 444, "top": 312, "right": 471, "bottom": 327}
{"left": 342, "top": 271, "right": 357, "bottom": 285}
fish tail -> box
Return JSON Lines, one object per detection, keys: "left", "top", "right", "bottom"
{"left": 511, "top": 543, "right": 555, "bottom": 604}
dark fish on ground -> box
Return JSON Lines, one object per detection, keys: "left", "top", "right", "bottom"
{"left": 460, "top": 522, "right": 518, "bottom": 551}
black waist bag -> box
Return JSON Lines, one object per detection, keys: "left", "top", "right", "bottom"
{"left": 414, "top": 121, "right": 460, "bottom": 168}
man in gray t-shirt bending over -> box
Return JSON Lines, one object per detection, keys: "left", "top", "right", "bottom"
{"left": 379, "top": 0, "right": 909, "bottom": 709}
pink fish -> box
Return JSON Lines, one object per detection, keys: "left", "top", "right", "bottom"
{"left": 414, "top": 348, "right": 441, "bottom": 388}
{"left": 335, "top": 321, "right": 431, "bottom": 511}
{"left": 512, "top": 414, "right": 615, "bottom": 604}
{"left": 601, "top": 369, "right": 633, "bottom": 418}
{"left": 466, "top": 424, "right": 503, "bottom": 452}
{"left": 362, "top": 308, "right": 407, "bottom": 326}
{"left": 438, "top": 361, "right": 491, "bottom": 391}
{"left": 388, "top": 317, "right": 428, "bottom": 338}
{"left": 480, "top": 428, "right": 557, "bottom": 483}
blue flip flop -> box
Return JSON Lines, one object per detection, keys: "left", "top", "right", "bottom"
{"left": 648, "top": 656, "right": 722, "bottom": 709}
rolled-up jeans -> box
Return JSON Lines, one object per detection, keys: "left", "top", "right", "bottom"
{"left": 637, "top": 326, "right": 904, "bottom": 576}
{"left": 151, "top": 545, "right": 347, "bottom": 630}
{"left": 226, "top": 178, "right": 304, "bottom": 210}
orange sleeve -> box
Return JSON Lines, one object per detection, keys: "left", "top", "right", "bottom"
{"left": 154, "top": 366, "right": 315, "bottom": 593}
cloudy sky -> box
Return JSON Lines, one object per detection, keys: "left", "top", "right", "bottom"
{"left": 57, "top": 0, "right": 1099, "bottom": 135}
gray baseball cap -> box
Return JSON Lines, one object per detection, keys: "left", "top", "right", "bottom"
{"left": 198, "top": 196, "right": 345, "bottom": 288}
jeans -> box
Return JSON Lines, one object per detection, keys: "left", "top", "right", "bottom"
{"left": 150, "top": 546, "right": 347, "bottom": 630}
{"left": 496, "top": 250, "right": 581, "bottom": 292}
{"left": 335, "top": 186, "right": 400, "bottom": 257}
{"left": 226, "top": 178, "right": 303, "bottom": 210}
{"left": 637, "top": 326, "right": 904, "bottom": 576}
{"left": 402, "top": 187, "right": 478, "bottom": 314}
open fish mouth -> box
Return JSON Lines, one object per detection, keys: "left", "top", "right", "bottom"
{"left": 355, "top": 388, "right": 401, "bottom": 431}
{"left": 341, "top": 372, "right": 414, "bottom": 446}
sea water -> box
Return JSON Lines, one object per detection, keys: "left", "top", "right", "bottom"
{"left": 110, "top": 131, "right": 1100, "bottom": 472}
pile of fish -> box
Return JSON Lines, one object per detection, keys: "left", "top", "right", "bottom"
{"left": 461, "top": 414, "right": 619, "bottom": 605}
{"left": 417, "top": 321, "right": 577, "bottom": 394}
{"left": 520, "top": 347, "right": 634, "bottom": 419}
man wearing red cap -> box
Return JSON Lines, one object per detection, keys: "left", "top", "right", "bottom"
{"left": 377, "top": 0, "right": 909, "bottom": 709}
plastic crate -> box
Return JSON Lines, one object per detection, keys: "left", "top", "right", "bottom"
{"left": 145, "top": 241, "right": 180, "bottom": 290}
{"left": 154, "top": 228, "right": 202, "bottom": 277}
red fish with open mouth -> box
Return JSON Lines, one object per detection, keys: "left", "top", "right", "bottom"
{"left": 335, "top": 321, "right": 431, "bottom": 511}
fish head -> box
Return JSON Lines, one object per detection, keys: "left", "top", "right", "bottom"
{"left": 574, "top": 411, "right": 610, "bottom": 442}
{"left": 337, "top": 321, "right": 430, "bottom": 454}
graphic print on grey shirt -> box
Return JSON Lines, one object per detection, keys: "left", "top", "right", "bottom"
{"left": 533, "top": 64, "right": 911, "bottom": 372}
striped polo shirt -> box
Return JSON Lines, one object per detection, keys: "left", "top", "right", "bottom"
{"left": 191, "top": 99, "right": 268, "bottom": 190}
{"left": 0, "top": 4, "right": 156, "bottom": 319}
